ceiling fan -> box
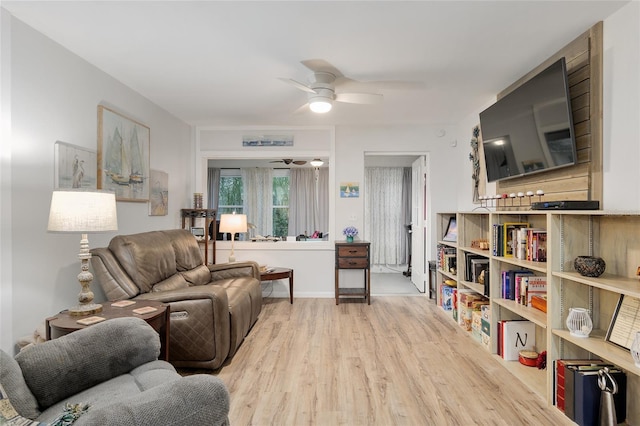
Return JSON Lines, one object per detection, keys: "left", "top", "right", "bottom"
{"left": 279, "top": 59, "right": 385, "bottom": 113}
{"left": 269, "top": 159, "right": 307, "bottom": 165}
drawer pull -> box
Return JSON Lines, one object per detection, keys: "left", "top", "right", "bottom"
{"left": 348, "top": 250, "right": 358, "bottom": 253}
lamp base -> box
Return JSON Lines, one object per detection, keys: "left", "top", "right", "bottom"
{"left": 68, "top": 302, "right": 103, "bottom": 316}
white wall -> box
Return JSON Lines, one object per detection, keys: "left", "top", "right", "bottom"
{"left": 603, "top": 1, "right": 640, "bottom": 210}
{"left": 334, "top": 125, "right": 461, "bottom": 261}
{"left": 1, "top": 15, "right": 192, "bottom": 353}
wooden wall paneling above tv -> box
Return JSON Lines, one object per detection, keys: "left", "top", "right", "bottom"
{"left": 489, "top": 21, "right": 602, "bottom": 206}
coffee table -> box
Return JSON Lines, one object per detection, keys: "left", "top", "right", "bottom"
{"left": 46, "top": 300, "right": 170, "bottom": 360}
{"left": 260, "top": 267, "right": 294, "bottom": 304}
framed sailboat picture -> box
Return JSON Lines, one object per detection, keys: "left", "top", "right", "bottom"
{"left": 97, "top": 105, "right": 150, "bottom": 202}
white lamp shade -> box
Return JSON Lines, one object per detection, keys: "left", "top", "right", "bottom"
{"left": 219, "top": 213, "right": 247, "bottom": 234}
{"left": 48, "top": 190, "right": 118, "bottom": 233}
{"left": 310, "top": 159, "right": 324, "bottom": 167}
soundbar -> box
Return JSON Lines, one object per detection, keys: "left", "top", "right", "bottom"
{"left": 531, "top": 200, "right": 600, "bottom": 210}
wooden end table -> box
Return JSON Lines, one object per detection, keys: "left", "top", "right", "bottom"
{"left": 260, "top": 267, "right": 294, "bottom": 304}
{"left": 46, "top": 300, "right": 170, "bottom": 360}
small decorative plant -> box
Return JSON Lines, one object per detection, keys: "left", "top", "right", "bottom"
{"left": 343, "top": 226, "right": 358, "bottom": 238}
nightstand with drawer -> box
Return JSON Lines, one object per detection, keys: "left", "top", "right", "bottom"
{"left": 335, "top": 241, "right": 371, "bottom": 305}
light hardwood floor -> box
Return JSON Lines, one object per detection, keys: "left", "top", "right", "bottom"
{"left": 182, "top": 297, "right": 574, "bottom": 425}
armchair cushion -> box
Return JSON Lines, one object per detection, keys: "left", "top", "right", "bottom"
{"left": 0, "top": 351, "right": 40, "bottom": 419}
{"left": 15, "top": 317, "right": 160, "bottom": 410}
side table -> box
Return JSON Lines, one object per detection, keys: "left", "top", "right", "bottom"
{"left": 335, "top": 241, "right": 371, "bottom": 305}
{"left": 46, "top": 300, "right": 170, "bottom": 360}
{"left": 260, "top": 267, "right": 294, "bottom": 303}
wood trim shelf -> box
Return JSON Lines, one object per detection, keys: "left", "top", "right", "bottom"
{"left": 552, "top": 271, "right": 640, "bottom": 299}
{"left": 493, "top": 298, "right": 547, "bottom": 328}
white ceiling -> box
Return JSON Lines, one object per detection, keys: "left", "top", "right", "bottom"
{"left": 3, "top": 1, "right": 629, "bottom": 127}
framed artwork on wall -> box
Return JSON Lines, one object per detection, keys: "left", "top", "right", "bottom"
{"left": 340, "top": 182, "right": 359, "bottom": 198}
{"left": 54, "top": 141, "right": 97, "bottom": 189}
{"left": 148, "top": 169, "right": 168, "bottom": 216}
{"left": 97, "top": 105, "right": 150, "bottom": 202}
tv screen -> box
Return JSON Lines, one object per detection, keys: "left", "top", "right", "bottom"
{"left": 480, "top": 57, "right": 576, "bottom": 183}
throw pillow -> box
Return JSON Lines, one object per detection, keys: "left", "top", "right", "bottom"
{"left": 0, "top": 383, "right": 45, "bottom": 425}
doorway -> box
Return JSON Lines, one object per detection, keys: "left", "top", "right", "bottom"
{"left": 364, "top": 153, "right": 429, "bottom": 295}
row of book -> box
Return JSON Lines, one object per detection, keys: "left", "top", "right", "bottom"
{"left": 436, "top": 244, "right": 456, "bottom": 274}
{"left": 492, "top": 222, "right": 547, "bottom": 262}
{"left": 499, "top": 269, "right": 547, "bottom": 309}
{"left": 556, "top": 359, "right": 627, "bottom": 426}
{"left": 496, "top": 319, "right": 536, "bottom": 361}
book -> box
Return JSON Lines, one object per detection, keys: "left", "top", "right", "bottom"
{"left": 441, "top": 285, "right": 455, "bottom": 310}
{"left": 501, "top": 320, "right": 536, "bottom": 361}
{"left": 555, "top": 359, "right": 603, "bottom": 413}
{"left": 502, "top": 222, "right": 529, "bottom": 258}
{"left": 132, "top": 306, "right": 158, "bottom": 315}
{"left": 574, "top": 368, "right": 626, "bottom": 426}
{"left": 525, "top": 276, "right": 547, "bottom": 306}
{"left": 111, "top": 300, "right": 136, "bottom": 308}
{"left": 76, "top": 316, "right": 106, "bottom": 325}
{"left": 514, "top": 271, "right": 534, "bottom": 304}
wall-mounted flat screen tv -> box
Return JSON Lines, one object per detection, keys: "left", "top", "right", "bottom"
{"left": 480, "top": 57, "right": 577, "bottom": 183}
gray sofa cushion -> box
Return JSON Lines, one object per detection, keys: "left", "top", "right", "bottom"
{"left": 0, "top": 350, "right": 40, "bottom": 419}
{"left": 16, "top": 317, "right": 160, "bottom": 409}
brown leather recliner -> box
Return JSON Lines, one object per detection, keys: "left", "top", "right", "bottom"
{"left": 90, "top": 229, "right": 261, "bottom": 370}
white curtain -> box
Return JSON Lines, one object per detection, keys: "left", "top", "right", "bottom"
{"left": 207, "top": 167, "right": 220, "bottom": 209}
{"left": 241, "top": 168, "right": 273, "bottom": 236}
{"left": 365, "top": 167, "right": 408, "bottom": 265}
{"left": 289, "top": 168, "right": 329, "bottom": 236}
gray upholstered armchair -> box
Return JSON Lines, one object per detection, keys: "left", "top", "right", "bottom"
{"left": 90, "top": 229, "right": 262, "bottom": 369}
{"left": 0, "top": 317, "right": 230, "bottom": 425}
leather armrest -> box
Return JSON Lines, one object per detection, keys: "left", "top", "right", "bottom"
{"left": 208, "top": 261, "right": 260, "bottom": 281}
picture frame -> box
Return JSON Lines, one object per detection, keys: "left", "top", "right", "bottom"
{"left": 148, "top": 169, "right": 168, "bottom": 216}
{"left": 54, "top": 141, "right": 97, "bottom": 189}
{"left": 190, "top": 227, "right": 205, "bottom": 240}
{"left": 442, "top": 217, "right": 457, "bottom": 242}
{"left": 605, "top": 294, "right": 640, "bottom": 350}
{"left": 340, "top": 182, "right": 360, "bottom": 198}
{"left": 97, "top": 105, "right": 150, "bottom": 202}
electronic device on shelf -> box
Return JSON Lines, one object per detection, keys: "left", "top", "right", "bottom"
{"left": 531, "top": 200, "right": 600, "bottom": 210}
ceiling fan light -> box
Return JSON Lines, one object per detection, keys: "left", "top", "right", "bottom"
{"left": 309, "top": 100, "right": 332, "bottom": 113}
{"left": 310, "top": 159, "right": 324, "bottom": 167}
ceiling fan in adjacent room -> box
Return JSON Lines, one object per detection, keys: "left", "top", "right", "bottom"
{"left": 279, "top": 59, "right": 387, "bottom": 113}
{"left": 269, "top": 159, "right": 307, "bottom": 165}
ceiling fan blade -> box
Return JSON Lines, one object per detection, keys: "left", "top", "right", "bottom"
{"left": 335, "top": 92, "right": 383, "bottom": 105}
{"left": 269, "top": 160, "right": 285, "bottom": 163}
{"left": 292, "top": 102, "right": 311, "bottom": 115}
{"left": 278, "top": 77, "right": 317, "bottom": 94}
{"left": 301, "top": 59, "right": 343, "bottom": 78}
{"left": 335, "top": 76, "right": 426, "bottom": 91}
{"left": 292, "top": 160, "right": 307, "bottom": 165}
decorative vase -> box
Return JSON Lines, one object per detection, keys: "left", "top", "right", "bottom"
{"left": 566, "top": 307, "right": 593, "bottom": 338}
{"left": 631, "top": 331, "right": 640, "bottom": 368}
{"left": 574, "top": 256, "right": 606, "bottom": 277}
{"left": 346, "top": 236, "right": 354, "bottom": 243}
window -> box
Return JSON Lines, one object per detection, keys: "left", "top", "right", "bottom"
{"left": 217, "top": 169, "right": 289, "bottom": 236}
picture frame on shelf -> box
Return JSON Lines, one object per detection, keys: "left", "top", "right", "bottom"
{"left": 190, "top": 227, "right": 205, "bottom": 241}
{"left": 442, "top": 217, "right": 457, "bottom": 242}
{"left": 605, "top": 294, "right": 640, "bottom": 350}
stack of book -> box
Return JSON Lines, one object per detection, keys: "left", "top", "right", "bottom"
{"left": 555, "top": 359, "right": 627, "bottom": 426}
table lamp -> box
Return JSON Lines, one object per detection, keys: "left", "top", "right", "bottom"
{"left": 218, "top": 213, "right": 247, "bottom": 263}
{"left": 48, "top": 189, "right": 118, "bottom": 316}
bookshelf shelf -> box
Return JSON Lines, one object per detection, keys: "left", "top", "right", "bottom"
{"left": 552, "top": 329, "right": 640, "bottom": 378}
{"left": 440, "top": 210, "right": 640, "bottom": 420}
{"left": 492, "top": 354, "right": 547, "bottom": 397}
{"left": 493, "top": 298, "right": 547, "bottom": 328}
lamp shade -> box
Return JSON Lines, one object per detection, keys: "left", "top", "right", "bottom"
{"left": 219, "top": 213, "right": 247, "bottom": 234}
{"left": 48, "top": 190, "right": 118, "bottom": 233}
{"left": 310, "top": 159, "right": 324, "bottom": 167}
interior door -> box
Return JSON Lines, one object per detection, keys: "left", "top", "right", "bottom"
{"left": 411, "top": 156, "right": 426, "bottom": 293}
